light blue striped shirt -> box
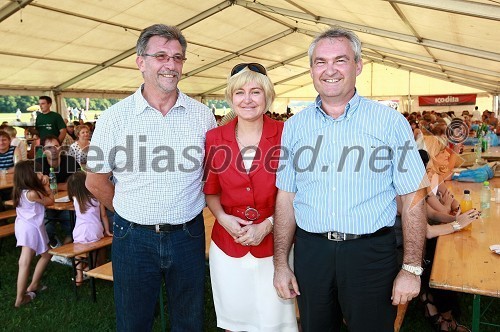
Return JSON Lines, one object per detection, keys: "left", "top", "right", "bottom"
{"left": 276, "top": 92, "right": 428, "bottom": 234}
{"left": 87, "top": 86, "right": 217, "bottom": 225}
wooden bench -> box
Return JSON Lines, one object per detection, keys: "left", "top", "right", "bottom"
{"left": 0, "top": 223, "right": 15, "bottom": 239}
{"left": 203, "top": 207, "right": 215, "bottom": 258}
{"left": 0, "top": 210, "right": 17, "bottom": 255}
{"left": 85, "top": 261, "right": 113, "bottom": 281}
{"left": 48, "top": 236, "right": 112, "bottom": 258}
{"left": 49, "top": 236, "right": 112, "bottom": 298}
{"left": 0, "top": 209, "right": 17, "bottom": 221}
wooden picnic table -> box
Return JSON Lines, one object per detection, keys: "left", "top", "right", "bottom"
{"left": 5, "top": 191, "right": 74, "bottom": 211}
{"left": 0, "top": 172, "right": 14, "bottom": 190}
{"left": 480, "top": 146, "right": 500, "bottom": 162}
{"left": 429, "top": 178, "right": 500, "bottom": 331}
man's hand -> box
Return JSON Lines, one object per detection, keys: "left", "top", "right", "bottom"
{"left": 273, "top": 265, "right": 300, "bottom": 300}
{"left": 391, "top": 269, "right": 421, "bottom": 305}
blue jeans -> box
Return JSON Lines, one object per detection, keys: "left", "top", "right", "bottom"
{"left": 112, "top": 213, "right": 205, "bottom": 332}
{"left": 45, "top": 210, "right": 72, "bottom": 241}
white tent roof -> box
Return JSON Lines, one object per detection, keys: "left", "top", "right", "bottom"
{"left": 0, "top": 0, "right": 498, "bottom": 103}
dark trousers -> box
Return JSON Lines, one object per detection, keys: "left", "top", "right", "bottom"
{"left": 112, "top": 213, "right": 206, "bottom": 332}
{"left": 294, "top": 227, "right": 398, "bottom": 332}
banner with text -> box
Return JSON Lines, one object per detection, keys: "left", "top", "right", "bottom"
{"left": 418, "top": 94, "right": 476, "bottom": 107}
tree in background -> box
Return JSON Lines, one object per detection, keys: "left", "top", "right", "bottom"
{"left": 0, "top": 96, "right": 39, "bottom": 113}
{"left": 0, "top": 96, "right": 122, "bottom": 113}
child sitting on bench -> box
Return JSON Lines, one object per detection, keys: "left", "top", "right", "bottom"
{"left": 67, "top": 171, "right": 111, "bottom": 285}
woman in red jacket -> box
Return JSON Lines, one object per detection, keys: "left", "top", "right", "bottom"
{"left": 204, "top": 63, "right": 298, "bottom": 331}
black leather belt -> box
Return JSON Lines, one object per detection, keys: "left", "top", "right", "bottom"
{"left": 132, "top": 214, "right": 199, "bottom": 233}
{"left": 300, "top": 226, "right": 392, "bottom": 242}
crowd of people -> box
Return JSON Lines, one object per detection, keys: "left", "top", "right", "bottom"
{"left": 9, "top": 22, "right": 495, "bottom": 332}
{"left": 404, "top": 109, "right": 499, "bottom": 151}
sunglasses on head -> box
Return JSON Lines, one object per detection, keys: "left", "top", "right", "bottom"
{"left": 230, "top": 63, "right": 267, "bottom": 77}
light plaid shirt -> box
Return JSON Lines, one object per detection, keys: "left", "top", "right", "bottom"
{"left": 87, "top": 86, "right": 216, "bottom": 225}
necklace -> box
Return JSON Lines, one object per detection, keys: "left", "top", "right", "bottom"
{"left": 235, "top": 125, "right": 261, "bottom": 149}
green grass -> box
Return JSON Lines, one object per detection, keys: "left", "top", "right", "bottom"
{"left": 1, "top": 233, "right": 498, "bottom": 331}
{"left": 0, "top": 235, "right": 217, "bottom": 331}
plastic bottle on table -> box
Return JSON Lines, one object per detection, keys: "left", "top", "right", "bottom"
{"left": 49, "top": 167, "right": 58, "bottom": 195}
{"left": 460, "top": 190, "right": 473, "bottom": 230}
{"left": 480, "top": 181, "right": 491, "bottom": 218}
{"left": 486, "top": 135, "right": 491, "bottom": 151}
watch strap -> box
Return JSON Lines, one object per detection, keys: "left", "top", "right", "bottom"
{"left": 401, "top": 263, "right": 423, "bottom": 276}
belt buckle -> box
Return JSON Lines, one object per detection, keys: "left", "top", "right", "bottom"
{"left": 244, "top": 207, "right": 260, "bottom": 221}
{"left": 327, "top": 231, "right": 346, "bottom": 241}
{"left": 155, "top": 225, "right": 160, "bottom": 233}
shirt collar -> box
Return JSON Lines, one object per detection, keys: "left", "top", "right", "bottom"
{"left": 314, "top": 89, "right": 361, "bottom": 121}
{"left": 133, "top": 84, "right": 187, "bottom": 116}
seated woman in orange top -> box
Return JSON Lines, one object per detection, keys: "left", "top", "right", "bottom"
{"left": 204, "top": 63, "right": 298, "bottom": 332}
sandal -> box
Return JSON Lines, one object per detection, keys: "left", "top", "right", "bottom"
{"left": 440, "top": 317, "right": 471, "bottom": 332}
{"left": 72, "top": 275, "right": 89, "bottom": 287}
{"left": 420, "top": 291, "right": 442, "bottom": 330}
{"left": 14, "top": 291, "right": 36, "bottom": 308}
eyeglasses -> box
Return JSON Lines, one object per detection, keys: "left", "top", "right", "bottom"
{"left": 43, "top": 145, "right": 60, "bottom": 150}
{"left": 142, "top": 53, "right": 186, "bottom": 64}
{"left": 230, "top": 63, "right": 267, "bottom": 77}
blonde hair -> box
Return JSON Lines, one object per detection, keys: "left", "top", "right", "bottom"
{"left": 75, "top": 125, "right": 90, "bottom": 139}
{"left": 423, "top": 135, "right": 448, "bottom": 175}
{"left": 3, "top": 126, "right": 17, "bottom": 138}
{"left": 225, "top": 67, "right": 275, "bottom": 113}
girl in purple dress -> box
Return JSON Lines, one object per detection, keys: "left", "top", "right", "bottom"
{"left": 13, "top": 160, "right": 54, "bottom": 307}
{"left": 67, "top": 171, "right": 111, "bottom": 285}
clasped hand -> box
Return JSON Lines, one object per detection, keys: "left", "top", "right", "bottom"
{"left": 218, "top": 214, "right": 270, "bottom": 246}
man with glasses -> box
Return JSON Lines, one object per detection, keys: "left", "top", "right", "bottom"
{"left": 86, "top": 24, "right": 216, "bottom": 331}
{"left": 273, "top": 27, "right": 428, "bottom": 331}
{"left": 35, "top": 135, "right": 80, "bottom": 247}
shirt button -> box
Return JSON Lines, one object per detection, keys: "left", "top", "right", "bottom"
{"left": 246, "top": 187, "right": 251, "bottom": 191}
{"left": 332, "top": 187, "right": 336, "bottom": 192}
{"left": 331, "top": 212, "right": 335, "bottom": 217}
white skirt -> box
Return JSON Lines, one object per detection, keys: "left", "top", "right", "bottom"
{"left": 209, "top": 241, "right": 298, "bottom": 332}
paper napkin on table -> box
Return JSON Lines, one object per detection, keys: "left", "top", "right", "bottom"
{"left": 55, "top": 196, "right": 70, "bottom": 203}
{"left": 489, "top": 244, "right": 500, "bottom": 254}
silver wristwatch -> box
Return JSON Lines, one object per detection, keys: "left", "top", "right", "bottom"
{"left": 451, "top": 221, "right": 461, "bottom": 232}
{"left": 401, "top": 264, "right": 423, "bottom": 276}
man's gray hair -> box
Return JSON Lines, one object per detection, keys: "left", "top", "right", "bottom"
{"left": 136, "top": 24, "right": 187, "bottom": 56}
{"left": 308, "top": 27, "right": 362, "bottom": 66}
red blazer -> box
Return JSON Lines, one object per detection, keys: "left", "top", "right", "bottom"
{"left": 204, "top": 115, "right": 283, "bottom": 258}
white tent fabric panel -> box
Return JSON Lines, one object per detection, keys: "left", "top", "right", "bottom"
{"left": 0, "top": 0, "right": 497, "bottom": 106}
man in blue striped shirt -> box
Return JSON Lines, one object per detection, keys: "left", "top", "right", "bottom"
{"left": 273, "top": 27, "right": 429, "bottom": 331}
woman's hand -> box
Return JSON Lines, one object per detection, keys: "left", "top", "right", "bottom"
{"left": 234, "top": 219, "right": 272, "bottom": 247}
{"left": 217, "top": 213, "right": 253, "bottom": 240}
{"left": 41, "top": 174, "right": 50, "bottom": 186}
{"left": 456, "top": 208, "right": 480, "bottom": 229}
{"left": 439, "top": 189, "right": 455, "bottom": 212}
{"left": 41, "top": 175, "right": 52, "bottom": 194}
